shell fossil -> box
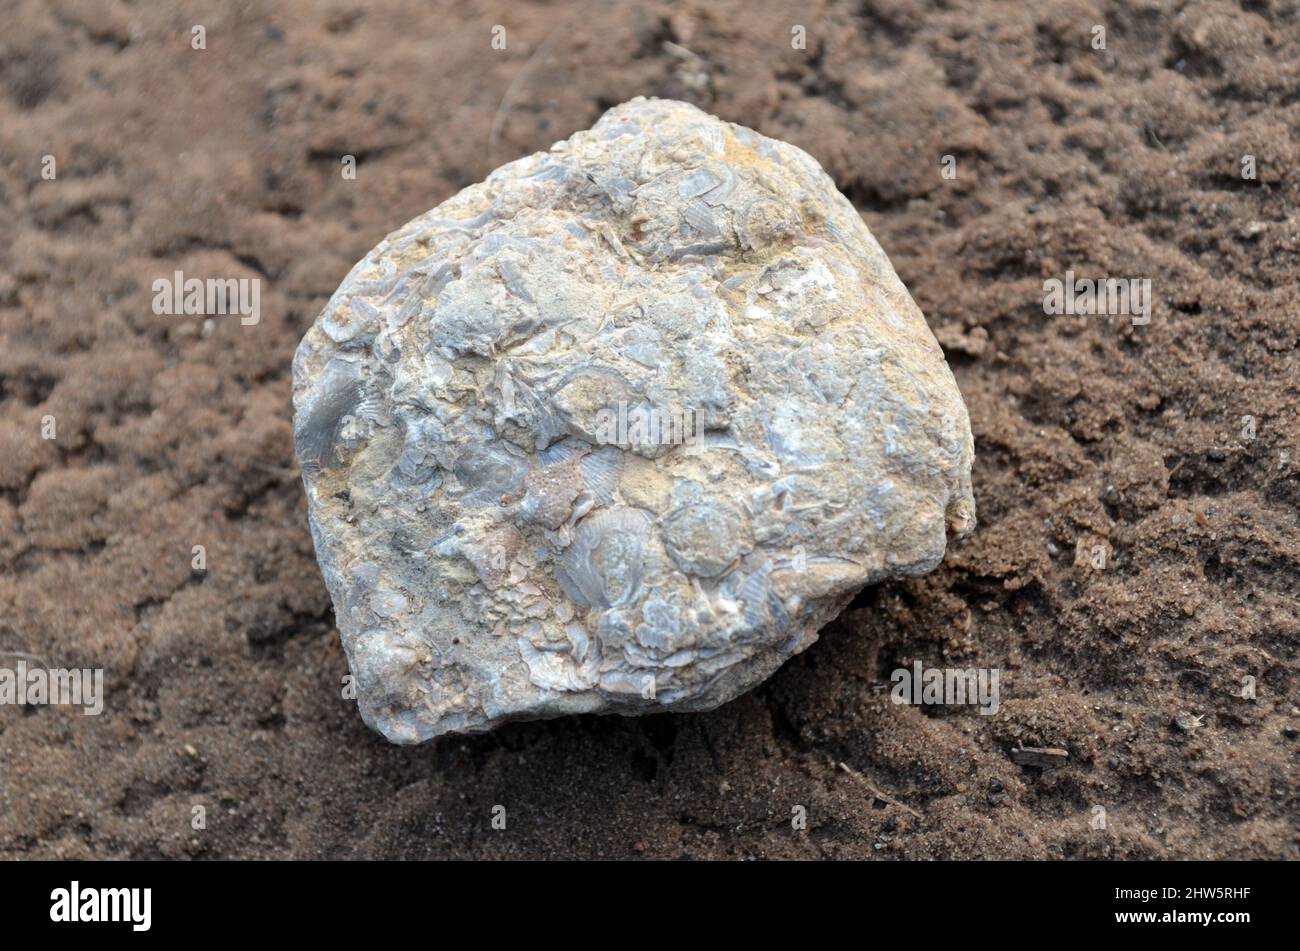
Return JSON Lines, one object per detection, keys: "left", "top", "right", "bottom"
{"left": 662, "top": 500, "right": 753, "bottom": 579}
{"left": 556, "top": 506, "right": 653, "bottom": 610}
{"left": 292, "top": 97, "right": 976, "bottom": 743}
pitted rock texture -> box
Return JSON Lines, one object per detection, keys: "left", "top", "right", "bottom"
{"left": 292, "top": 97, "right": 975, "bottom": 743}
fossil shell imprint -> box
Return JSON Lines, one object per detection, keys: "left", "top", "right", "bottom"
{"left": 292, "top": 97, "right": 975, "bottom": 743}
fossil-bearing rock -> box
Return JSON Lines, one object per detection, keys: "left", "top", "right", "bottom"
{"left": 292, "top": 98, "right": 976, "bottom": 743}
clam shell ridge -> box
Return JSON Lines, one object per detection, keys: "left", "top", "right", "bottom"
{"left": 292, "top": 97, "right": 976, "bottom": 743}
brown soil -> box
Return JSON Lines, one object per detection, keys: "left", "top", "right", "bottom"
{"left": 1, "top": 0, "right": 1297, "bottom": 859}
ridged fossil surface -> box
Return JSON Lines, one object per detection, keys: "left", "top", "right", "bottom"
{"left": 292, "top": 98, "right": 976, "bottom": 743}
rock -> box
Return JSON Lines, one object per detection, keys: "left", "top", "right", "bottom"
{"left": 1009, "top": 745, "right": 1070, "bottom": 768}
{"left": 292, "top": 97, "right": 975, "bottom": 743}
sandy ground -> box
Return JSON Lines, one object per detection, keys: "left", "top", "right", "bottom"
{"left": 0, "top": 0, "right": 1297, "bottom": 859}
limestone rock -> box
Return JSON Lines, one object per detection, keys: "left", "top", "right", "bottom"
{"left": 292, "top": 98, "right": 975, "bottom": 743}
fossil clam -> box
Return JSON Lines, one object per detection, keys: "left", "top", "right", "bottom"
{"left": 556, "top": 507, "right": 653, "bottom": 610}
{"left": 662, "top": 500, "right": 753, "bottom": 579}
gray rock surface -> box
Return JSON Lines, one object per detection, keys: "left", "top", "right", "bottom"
{"left": 292, "top": 97, "right": 976, "bottom": 743}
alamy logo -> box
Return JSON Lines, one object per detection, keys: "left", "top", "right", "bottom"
{"left": 152, "top": 269, "right": 261, "bottom": 325}
{"left": 50, "top": 881, "right": 151, "bottom": 932}
{"left": 891, "top": 661, "right": 1000, "bottom": 715}
{"left": 594, "top": 401, "right": 705, "bottom": 449}
{"left": 1043, "top": 270, "right": 1151, "bottom": 326}
{"left": 0, "top": 659, "right": 103, "bottom": 715}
